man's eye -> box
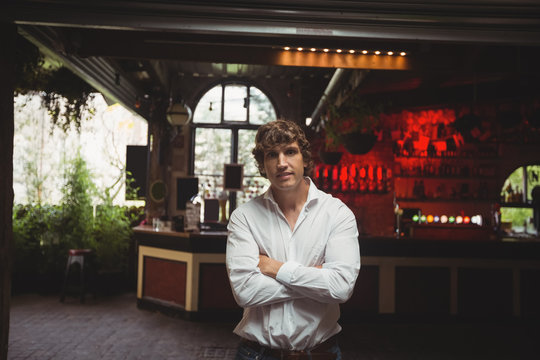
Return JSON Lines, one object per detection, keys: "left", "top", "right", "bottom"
{"left": 266, "top": 152, "right": 277, "bottom": 158}
{"left": 286, "top": 149, "right": 297, "bottom": 155}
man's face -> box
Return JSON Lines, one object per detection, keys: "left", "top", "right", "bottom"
{"left": 263, "top": 141, "right": 306, "bottom": 192}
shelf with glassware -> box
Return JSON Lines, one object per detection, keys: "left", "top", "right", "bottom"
{"left": 394, "top": 150, "right": 499, "bottom": 203}
{"left": 394, "top": 176, "right": 498, "bottom": 203}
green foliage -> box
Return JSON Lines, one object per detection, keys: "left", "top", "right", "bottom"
{"left": 15, "top": 33, "right": 96, "bottom": 133}
{"left": 93, "top": 194, "right": 132, "bottom": 272}
{"left": 12, "top": 153, "right": 144, "bottom": 292}
{"left": 125, "top": 171, "right": 141, "bottom": 201}
{"left": 14, "top": 33, "right": 49, "bottom": 94}
{"left": 12, "top": 204, "right": 69, "bottom": 292}
{"left": 43, "top": 68, "right": 96, "bottom": 133}
{"left": 60, "top": 154, "right": 96, "bottom": 250}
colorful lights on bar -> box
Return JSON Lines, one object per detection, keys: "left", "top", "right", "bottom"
{"left": 282, "top": 47, "right": 407, "bottom": 56}
{"left": 412, "top": 213, "right": 483, "bottom": 226}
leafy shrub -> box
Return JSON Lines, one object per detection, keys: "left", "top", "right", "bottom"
{"left": 12, "top": 154, "right": 144, "bottom": 293}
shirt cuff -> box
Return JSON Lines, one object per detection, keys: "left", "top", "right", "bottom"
{"left": 276, "top": 261, "right": 302, "bottom": 285}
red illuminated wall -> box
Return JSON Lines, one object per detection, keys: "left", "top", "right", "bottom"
{"left": 313, "top": 106, "right": 504, "bottom": 237}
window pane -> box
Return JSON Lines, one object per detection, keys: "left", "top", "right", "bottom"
{"left": 193, "top": 85, "right": 222, "bottom": 124}
{"left": 501, "top": 167, "right": 525, "bottom": 204}
{"left": 249, "top": 87, "right": 276, "bottom": 124}
{"left": 224, "top": 85, "right": 247, "bottom": 122}
{"left": 237, "top": 129, "right": 270, "bottom": 205}
{"left": 194, "top": 128, "right": 231, "bottom": 195}
{"left": 500, "top": 207, "right": 535, "bottom": 234}
{"left": 526, "top": 165, "right": 540, "bottom": 201}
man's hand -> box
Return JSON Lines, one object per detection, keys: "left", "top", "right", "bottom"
{"left": 258, "top": 255, "right": 283, "bottom": 279}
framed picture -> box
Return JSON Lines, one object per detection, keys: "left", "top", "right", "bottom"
{"left": 224, "top": 163, "right": 244, "bottom": 191}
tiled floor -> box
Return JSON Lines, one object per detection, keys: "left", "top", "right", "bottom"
{"left": 8, "top": 292, "right": 539, "bottom": 359}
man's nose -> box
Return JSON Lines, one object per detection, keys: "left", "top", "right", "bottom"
{"left": 277, "top": 153, "right": 287, "bottom": 167}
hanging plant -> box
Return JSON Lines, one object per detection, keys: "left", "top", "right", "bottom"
{"left": 15, "top": 34, "right": 96, "bottom": 133}
{"left": 323, "top": 93, "right": 383, "bottom": 154}
{"left": 42, "top": 67, "right": 96, "bottom": 133}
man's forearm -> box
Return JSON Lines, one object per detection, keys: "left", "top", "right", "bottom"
{"left": 258, "top": 255, "right": 322, "bottom": 278}
{"left": 258, "top": 254, "right": 283, "bottom": 278}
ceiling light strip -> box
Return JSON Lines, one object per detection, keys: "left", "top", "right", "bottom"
{"left": 282, "top": 47, "right": 406, "bottom": 56}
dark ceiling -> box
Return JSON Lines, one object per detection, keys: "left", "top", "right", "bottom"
{"left": 5, "top": 0, "right": 540, "bottom": 123}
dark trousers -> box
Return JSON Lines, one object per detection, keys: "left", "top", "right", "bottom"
{"left": 234, "top": 340, "right": 342, "bottom": 360}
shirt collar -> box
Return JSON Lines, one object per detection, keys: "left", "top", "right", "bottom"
{"left": 263, "top": 177, "right": 322, "bottom": 206}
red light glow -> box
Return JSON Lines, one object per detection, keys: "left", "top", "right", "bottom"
{"left": 340, "top": 166, "right": 348, "bottom": 182}
{"left": 359, "top": 167, "right": 366, "bottom": 179}
{"left": 376, "top": 166, "right": 383, "bottom": 181}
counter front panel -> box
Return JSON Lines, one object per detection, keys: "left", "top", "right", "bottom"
{"left": 134, "top": 226, "right": 540, "bottom": 320}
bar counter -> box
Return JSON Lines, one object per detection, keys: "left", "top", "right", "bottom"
{"left": 134, "top": 225, "right": 540, "bottom": 320}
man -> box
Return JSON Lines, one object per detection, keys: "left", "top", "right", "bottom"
{"left": 226, "top": 120, "right": 360, "bottom": 360}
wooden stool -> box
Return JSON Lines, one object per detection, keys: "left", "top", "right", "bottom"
{"left": 60, "top": 249, "right": 94, "bottom": 303}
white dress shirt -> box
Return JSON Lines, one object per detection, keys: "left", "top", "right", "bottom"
{"left": 226, "top": 178, "right": 360, "bottom": 351}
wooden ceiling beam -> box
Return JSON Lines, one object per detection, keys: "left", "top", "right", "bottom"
{"left": 5, "top": 0, "right": 540, "bottom": 46}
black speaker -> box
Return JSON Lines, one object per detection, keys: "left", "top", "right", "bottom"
{"left": 176, "top": 177, "right": 199, "bottom": 210}
{"left": 126, "top": 145, "right": 148, "bottom": 200}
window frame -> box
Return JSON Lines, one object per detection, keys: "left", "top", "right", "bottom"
{"left": 189, "top": 82, "right": 277, "bottom": 213}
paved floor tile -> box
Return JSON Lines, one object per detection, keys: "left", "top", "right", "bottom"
{"left": 8, "top": 292, "right": 540, "bottom": 359}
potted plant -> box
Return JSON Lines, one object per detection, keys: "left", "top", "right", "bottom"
{"left": 324, "top": 95, "right": 383, "bottom": 155}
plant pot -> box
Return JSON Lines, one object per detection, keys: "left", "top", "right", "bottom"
{"left": 318, "top": 149, "right": 343, "bottom": 165}
{"left": 341, "top": 132, "right": 377, "bottom": 155}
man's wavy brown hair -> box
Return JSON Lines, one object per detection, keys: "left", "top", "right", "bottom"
{"left": 252, "top": 120, "right": 314, "bottom": 178}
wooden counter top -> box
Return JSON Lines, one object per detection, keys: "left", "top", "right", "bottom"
{"left": 133, "top": 225, "right": 540, "bottom": 259}
{"left": 133, "top": 225, "right": 228, "bottom": 253}
{"left": 133, "top": 225, "right": 228, "bottom": 238}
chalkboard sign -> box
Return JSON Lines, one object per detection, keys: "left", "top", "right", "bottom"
{"left": 224, "top": 164, "right": 244, "bottom": 191}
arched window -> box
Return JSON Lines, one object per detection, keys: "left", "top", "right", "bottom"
{"left": 191, "top": 83, "right": 276, "bottom": 211}
{"left": 500, "top": 165, "right": 540, "bottom": 235}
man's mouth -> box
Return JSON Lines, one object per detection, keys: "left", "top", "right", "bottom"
{"left": 276, "top": 172, "right": 293, "bottom": 178}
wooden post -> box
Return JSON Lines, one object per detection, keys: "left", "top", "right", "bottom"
{"left": 0, "top": 23, "right": 15, "bottom": 360}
